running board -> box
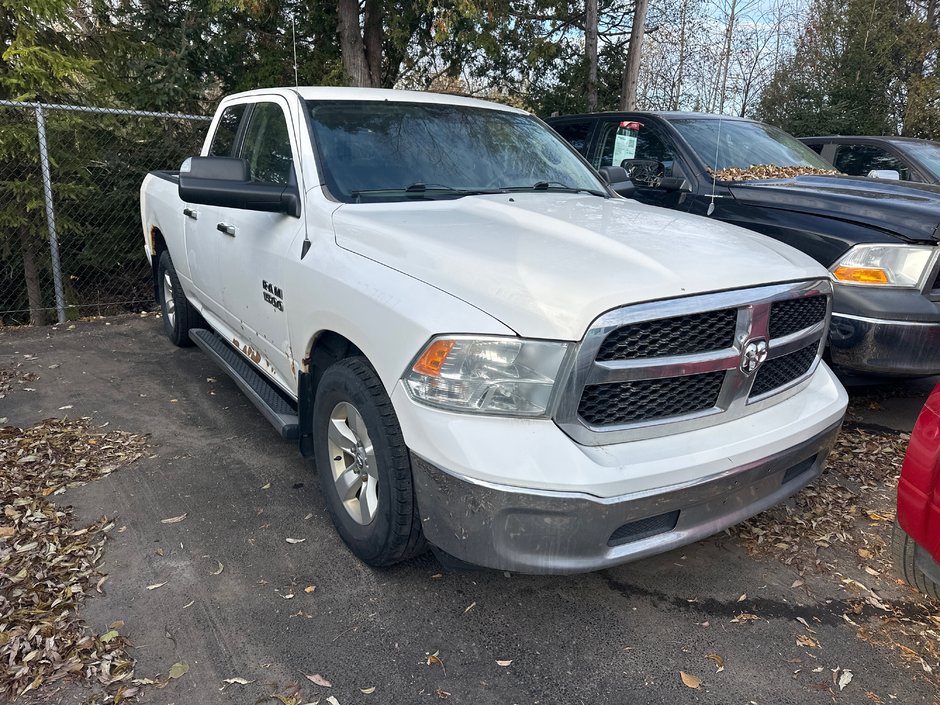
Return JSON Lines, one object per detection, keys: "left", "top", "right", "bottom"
{"left": 189, "top": 328, "right": 299, "bottom": 440}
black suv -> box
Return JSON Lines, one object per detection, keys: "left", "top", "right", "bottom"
{"left": 801, "top": 135, "right": 940, "bottom": 185}
{"left": 547, "top": 112, "right": 940, "bottom": 377}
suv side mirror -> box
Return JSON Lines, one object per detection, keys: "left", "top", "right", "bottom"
{"left": 867, "top": 169, "right": 901, "bottom": 180}
{"left": 178, "top": 156, "right": 301, "bottom": 217}
{"left": 599, "top": 166, "right": 635, "bottom": 198}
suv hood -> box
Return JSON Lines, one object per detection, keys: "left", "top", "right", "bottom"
{"left": 332, "top": 193, "right": 827, "bottom": 339}
{"left": 728, "top": 175, "right": 940, "bottom": 242}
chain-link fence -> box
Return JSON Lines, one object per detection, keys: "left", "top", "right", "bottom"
{"left": 0, "top": 101, "right": 211, "bottom": 326}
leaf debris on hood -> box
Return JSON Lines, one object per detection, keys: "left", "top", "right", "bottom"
{"left": 708, "top": 164, "right": 839, "bottom": 182}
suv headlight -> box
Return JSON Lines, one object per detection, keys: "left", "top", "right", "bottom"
{"left": 403, "top": 336, "right": 571, "bottom": 416}
{"left": 831, "top": 243, "right": 938, "bottom": 288}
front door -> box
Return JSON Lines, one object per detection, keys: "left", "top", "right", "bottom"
{"left": 215, "top": 98, "right": 306, "bottom": 393}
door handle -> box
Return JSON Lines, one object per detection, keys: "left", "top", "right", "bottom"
{"left": 183, "top": 207, "right": 198, "bottom": 220}
{"left": 216, "top": 222, "right": 236, "bottom": 237}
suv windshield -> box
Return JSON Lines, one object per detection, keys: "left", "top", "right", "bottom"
{"left": 669, "top": 117, "right": 837, "bottom": 181}
{"left": 902, "top": 140, "right": 940, "bottom": 181}
{"left": 306, "top": 100, "right": 606, "bottom": 202}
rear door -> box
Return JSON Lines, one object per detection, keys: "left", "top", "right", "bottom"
{"left": 216, "top": 97, "right": 305, "bottom": 392}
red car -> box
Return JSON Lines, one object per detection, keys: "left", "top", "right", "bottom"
{"left": 895, "top": 383, "right": 940, "bottom": 598}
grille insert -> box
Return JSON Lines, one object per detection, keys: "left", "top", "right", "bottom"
{"left": 769, "top": 296, "right": 827, "bottom": 339}
{"left": 579, "top": 371, "right": 724, "bottom": 426}
{"left": 596, "top": 308, "right": 737, "bottom": 361}
{"left": 750, "top": 344, "right": 817, "bottom": 398}
{"left": 608, "top": 510, "right": 680, "bottom": 546}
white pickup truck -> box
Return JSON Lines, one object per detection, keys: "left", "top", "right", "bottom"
{"left": 140, "top": 87, "right": 848, "bottom": 574}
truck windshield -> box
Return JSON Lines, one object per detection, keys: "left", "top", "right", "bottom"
{"left": 306, "top": 100, "right": 607, "bottom": 202}
{"left": 669, "top": 117, "right": 837, "bottom": 182}
{"left": 902, "top": 141, "right": 940, "bottom": 181}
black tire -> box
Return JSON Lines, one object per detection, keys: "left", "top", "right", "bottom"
{"left": 156, "top": 250, "right": 199, "bottom": 347}
{"left": 313, "top": 357, "right": 425, "bottom": 566}
{"left": 892, "top": 517, "right": 940, "bottom": 600}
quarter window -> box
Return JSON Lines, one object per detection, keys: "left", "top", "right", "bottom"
{"left": 552, "top": 121, "right": 593, "bottom": 157}
{"left": 238, "top": 102, "right": 295, "bottom": 185}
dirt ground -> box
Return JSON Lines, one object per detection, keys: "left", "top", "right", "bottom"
{"left": 2, "top": 314, "right": 939, "bottom": 705}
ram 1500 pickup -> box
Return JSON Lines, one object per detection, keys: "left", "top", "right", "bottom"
{"left": 140, "top": 87, "right": 847, "bottom": 574}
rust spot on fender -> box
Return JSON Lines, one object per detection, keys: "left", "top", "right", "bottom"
{"left": 148, "top": 225, "right": 158, "bottom": 256}
{"left": 241, "top": 344, "right": 262, "bottom": 365}
{"left": 232, "top": 337, "right": 240, "bottom": 348}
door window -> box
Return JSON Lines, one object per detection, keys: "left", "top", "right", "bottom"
{"left": 551, "top": 121, "right": 593, "bottom": 157}
{"left": 208, "top": 104, "right": 247, "bottom": 157}
{"left": 238, "top": 102, "right": 295, "bottom": 185}
{"left": 596, "top": 122, "right": 675, "bottom": 172}
{"left": 833, "top": 144, "right": 910, "bottom": 180}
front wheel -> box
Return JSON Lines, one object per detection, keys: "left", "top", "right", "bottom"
{"left": 157, "top": 251, "right": 199, "bottom": 347}
{"left": 892, "top": 518, "right": 940, "bottom": 600}
{"left": 313, "top": 357, "right": 425, "bottom": 566}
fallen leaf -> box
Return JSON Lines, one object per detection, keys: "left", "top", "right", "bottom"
{"left": 731, "top": 612, "right": 759, "bottom": 623}
{"left": 100, "top": 630, "right": 119, "bottom": 643}
{"left": 797, "top": 634, "right": 819, "bottom": 648}
{"left": 210, "top": 561, "right": 224, "bottom": 575}
{"left": 737, "top": 593, "right": 747, "bottom": 602}
{"left": 705, "top": 653, "right": 724, "bottom": 672}
{"left": 221, "top": 677, "right": 254, "bottom": 687}
{"left": 326, "top": 697, "right": 340, "bottom": 705}
{"left": 161, "top": 513, "right": 187, "bottom": 524}
{"left": 304, "top": 585, "right": 316, "bottom": 593}
{"left": 463, "top": 601, "right": 476, "bottom": 614}
{"left": 791, "top": 579, "right": 804, "bottom": 589}
{"left": 59, "top": 405, "right": 73, "bottom": 410}
{"left": 147, "top": 582, "right": 166, "bottom": 590}
{"left": 0, "top": 526, "right": 11, "bottom": 539}
{"left": 183, "top": 599, "right": 195, "bottom": 609}
{"left": 436, "top": 688, "right": 450, "bottom": 699}
{"left": 496, "top": 659, "right": 512, "bottom": 667}
{"left": 680, "top": 671, "right": 702, "bottom": 689}
{"left": 168, "top": 662, "right": 189, "bottom": 679}
{"left": 261, "top": 482, "right": 272, "bottom": 490}
{"left": 304, "top": 673, "right": 332, "bottom": 687}
{"left": 286, "top": 538, "right": 306, "bottom": 544}
{"left": 427, "top": 651, "right": 445, "bottom": 674}
{"left": 838, "top": 669, "right": 853, "bottom": 690}
{"left": 360, "top": 686, "right": 376, "bottom": 694}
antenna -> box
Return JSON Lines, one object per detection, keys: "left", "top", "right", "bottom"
{"left": 292, "top": 15, "right": 299, "bottom": 87}
{"left": 707, "top": 114, "right": 722, "bottom": 216}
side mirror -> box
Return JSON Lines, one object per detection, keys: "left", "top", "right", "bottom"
{"left": 178, "top": 156, "right": 301, "bottom": 217}
{"left": 867, "top": 169, "right": 901, "bottom": 180}
{"left": 657, "top": 176, "right": 692, "bottom": 193}
{"left": 599, "top": 166, "right": 635, "bottom": 198}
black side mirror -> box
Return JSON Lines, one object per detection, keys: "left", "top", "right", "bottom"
{"left": 657, "top": 176, "right": 692, "bottom": 193}
{"left": 178, "top": 156, "right": 301, "bottom": 217}
{"left": 599, "top": 166, "right": 635, "bottom": 198}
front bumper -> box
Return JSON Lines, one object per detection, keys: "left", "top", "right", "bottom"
{"left": 412, "top": 420, "right": 841, "bottom": 574}
{"left": 829, "top": 313, "right": 940, "bottom": 376}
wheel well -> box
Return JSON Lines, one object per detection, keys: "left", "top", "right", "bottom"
{"left": 298, "top": 331, "right": 363, "bottom": 456}
{"left": 150, "top": 226, "right": 168, "bottom": 302}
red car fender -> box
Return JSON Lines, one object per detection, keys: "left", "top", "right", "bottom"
{"left": 897, "top": 383, "right": 940, "bottom": 563}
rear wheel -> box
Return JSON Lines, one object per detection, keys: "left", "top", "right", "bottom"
{"left": 157, "top": 251, "right": 199, "bottom": 347}
{"left": 313, "top": 357, "right": 425, "bottom": 566}
{"left": 892, "top": 518, "right": 940, "bottom": 600}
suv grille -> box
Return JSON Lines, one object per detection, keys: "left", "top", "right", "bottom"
{"left": 750, "top": 343, "right": 818, "bottom": 398}
{"left": 579, "top": 371, "right": 724, "bottom": 426}
{"left": 556, "top": 281, "right": 832, "bottom": 446}
{"left": 769, "top": 296, "right": 827, "bottom": 338}
{"left": 596, "top": 308, "right": 737, "bottom": 361}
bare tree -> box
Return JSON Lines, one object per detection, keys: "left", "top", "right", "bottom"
{"left": 586, "top": 0, "right": 599, "bottom": 110}
{"left": 620, "top": 0, "right": 650, "bottom": 109}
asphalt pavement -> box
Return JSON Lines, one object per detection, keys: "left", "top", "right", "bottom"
{"left": 2, "top": 315, "right": 938, "bottom": 705}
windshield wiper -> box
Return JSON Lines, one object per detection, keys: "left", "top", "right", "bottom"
{"left": 350, "top": 183, "right": 504, "bottom": 202}
{"left": 502, "top": 181, "right": 607, "bottom": 197}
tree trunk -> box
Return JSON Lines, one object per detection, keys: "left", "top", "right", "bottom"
{"left": 718, "top": 0, "right": 738, "bottom": 114}
{"left": 363, "top": 0, "right": 383, "bottom": 87}
{"left": 585, "top": 0, "right": 599, "bottom": 111}
{"left": 337, "top": 0, "right": 371, "bottom": 87}
{"left": 18, "top": 226, "right": 45, "bottom": 326}
{"left": 673, "top": 0, "right": 689, "bottom": 110}
{"left": 620, "top": 0, "right": 649, "bottom": 110}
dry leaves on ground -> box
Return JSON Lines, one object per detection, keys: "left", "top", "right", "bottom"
{"left": 709, "top": 165, "right": 839, "bottom": 182}
{"left": 0, "top": 363, "right": 40, "bottom": 399}
{"left": 0, "top": 417, "right": 148, "bottom": 699}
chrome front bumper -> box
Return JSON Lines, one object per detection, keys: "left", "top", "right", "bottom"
{"left": 412, "top": 421, "right": 841, "bottom": 574}
{"left": 829, "top": 313, "right": 940, "bottom": 376}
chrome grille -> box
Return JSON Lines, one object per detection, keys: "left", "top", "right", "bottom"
{"left": 596, "top": 308, "right": 737, "bottom": 361}
{"left": 555, "top": 280, "right": 832, "bottom": 446}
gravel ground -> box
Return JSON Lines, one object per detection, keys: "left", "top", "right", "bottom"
{"left": 1, "top": 314, "right": 939, "bottom": 705}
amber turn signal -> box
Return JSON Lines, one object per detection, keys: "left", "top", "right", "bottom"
{"left": 832, "top": 266, "right": 889, "bottom": 285}
{"left": 412, "top": 339, "right": 455, "bottom": 376}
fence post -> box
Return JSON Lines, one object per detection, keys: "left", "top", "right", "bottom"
{"left": 35, "top": 104, "right": 67, "bottom": 324}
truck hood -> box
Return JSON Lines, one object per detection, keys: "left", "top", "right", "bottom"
{"left": 728, "top": 175, "right": 940, "bottom": 242}
{"left": 332, "top": 193, "right": 827, "bottom": 340}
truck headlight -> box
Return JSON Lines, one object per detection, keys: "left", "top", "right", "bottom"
{"left": 404, "top": 336, "right": 571, "bottom": 416}
{"left": 831, "top": 244, "right": 938, "bottom": 288}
